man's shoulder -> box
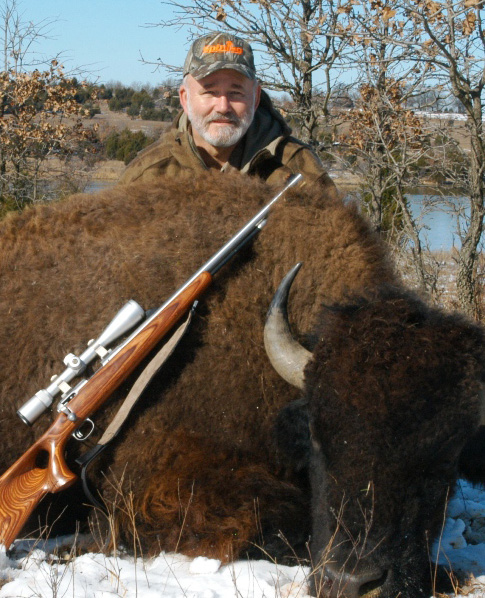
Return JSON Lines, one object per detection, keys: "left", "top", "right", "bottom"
{"left": 274, "top": 136, "right": 340, "bottom": 199}
{"left": 118, "top": 128, "right": 184, "bottom": 185}
{"left": 278, "top": 136, "right": 325, "bottom": 172}
{"left": 279, "top": 135, "right": 319, "bottom": 157}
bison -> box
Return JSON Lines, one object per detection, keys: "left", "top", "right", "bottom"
{"left": 0, "top": 172, "right": 483, "bottom": 598}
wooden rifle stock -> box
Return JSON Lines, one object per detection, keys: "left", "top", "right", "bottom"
{"left": 0, "top": 272, "right": 212, "bottom": 548}
{"left": 0, "top": 172, "right": 302, "bottom": 548}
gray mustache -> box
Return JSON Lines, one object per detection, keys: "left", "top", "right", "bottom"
{"left": 206, "top": 113, "right": 240, "bottom": 125}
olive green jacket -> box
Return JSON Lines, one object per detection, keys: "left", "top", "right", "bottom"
{"left": 119, "top": 91, "right": 339, "bottom": 198}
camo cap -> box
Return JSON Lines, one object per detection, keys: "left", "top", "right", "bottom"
{"left": 183, "top": 32, "right": 256, "bottom": 81}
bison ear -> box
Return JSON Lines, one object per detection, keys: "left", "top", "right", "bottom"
{"left": 274, "top": 398, "right": 311, "bottom": 471}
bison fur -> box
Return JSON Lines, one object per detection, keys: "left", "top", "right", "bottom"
{"left": 0, "top": 172, "right": 484, "bottom": 598}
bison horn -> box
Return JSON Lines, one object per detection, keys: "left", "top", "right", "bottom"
{"left": 264, "top": 263, "right": 313, "bottom": 389}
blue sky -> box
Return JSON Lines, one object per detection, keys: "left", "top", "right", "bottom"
{"left": 24, "top": 1, "right": 189, "bottom": 85}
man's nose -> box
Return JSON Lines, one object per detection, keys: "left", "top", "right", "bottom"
{"left": 214, "top": 94, "right": 231, "bottom": 113}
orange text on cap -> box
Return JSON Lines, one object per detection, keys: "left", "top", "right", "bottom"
{"left": 202, "top": 40, "right": 244, "bottom": 55}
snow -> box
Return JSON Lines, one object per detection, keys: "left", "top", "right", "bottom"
{"left": 0, "top": 547, "right": 311, "bottom": 598}
{"left": 1, "top": 480, "right": 485, "bottom": 597}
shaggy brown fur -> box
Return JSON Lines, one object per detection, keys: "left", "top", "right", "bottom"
{"left": 0, "top": 172, "right": 483, "bottom": 597}
{"left": 304, "top": 286, "right": 485, "bottom": 596}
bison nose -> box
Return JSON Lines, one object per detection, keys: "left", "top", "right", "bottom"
{"left": 321, "top": 563, "right": 388, "bottom": 598}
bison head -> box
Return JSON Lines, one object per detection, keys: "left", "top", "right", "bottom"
{"left": 266, "top": 265, "right": 485, "bottom": 598}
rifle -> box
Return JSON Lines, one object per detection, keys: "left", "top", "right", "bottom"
{"left": 0, "top": 173, "right": 302, "bottom": 549}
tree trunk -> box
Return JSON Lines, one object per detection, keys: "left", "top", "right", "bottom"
{"left": 456, "top": 97, "right": 485, "bottom": 318}
{"left": 298, "top": 1, "right": 316, "bottom": 144}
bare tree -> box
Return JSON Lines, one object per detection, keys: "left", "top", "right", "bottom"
{"left": 331, "top": 0, "right": 485, "bottom": 313}
{"left": 340, "top": 77, "right": 443, "bottom": 293}
{"left": 333, "top": 0, "right": 446, "bottom": 295}
{"left": 412, "top": 0, "right": 485, "bottom": 318}
{"left": 148, "top": 0, "right": 354, "bottom": 144}
{"left": 0, "top": 0, "right": 98, "bottom": 213}
{"left": 359, "top": 0, "right": 485, "bottom": 317}
{"left": 0, "top": 0, "right": 59, "bottom": 72}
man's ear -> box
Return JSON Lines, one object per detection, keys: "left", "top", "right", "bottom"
{"left": 255, "top": 83, "right": 261, "bottom": 109}
{"left": 179, "top": 85, "right": 188, "bottom": 113}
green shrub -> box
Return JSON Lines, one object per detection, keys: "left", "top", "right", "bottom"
{"left": 140, "top": 107, "right": 173, "bottom": 121}
{"left": 103, "top": 129, "right": 155, "bottom": 164}
{"left": 127, "top": 104, "right": 140, "bottom": 118}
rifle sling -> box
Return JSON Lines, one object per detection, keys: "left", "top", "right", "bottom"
{"left": 75, "top": 307, "right": 195, "bottom": 511}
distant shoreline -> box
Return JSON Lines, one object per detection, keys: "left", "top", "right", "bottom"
{"left": 86, "top": 160, "right": 443, "bottom": 193}
{"left": 89, "top": 159, "right": 126, "bottom": 181}
{"left": 87, "top": 160, "right": 360, "bottom": 187}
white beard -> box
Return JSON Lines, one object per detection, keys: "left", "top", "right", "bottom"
{"left": 186, "top": 95, "right": 255, "bottom": 148}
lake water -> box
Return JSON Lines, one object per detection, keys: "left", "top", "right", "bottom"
{"left": 407, "top": 194, "right": 469, "bottom": 252}
{"left": 84, "top": 181, "right": 470, "bottom": 252}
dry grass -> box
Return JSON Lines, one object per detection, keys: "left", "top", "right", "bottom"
{"left": 0, "top": 477, "right": 482, "bottom": 598}
{"left": 400, "top": 248, "right": 485, "bottom": 323}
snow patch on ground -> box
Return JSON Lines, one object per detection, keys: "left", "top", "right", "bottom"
{"left": 0, "top": 543, "right": 311, "bottom": 598}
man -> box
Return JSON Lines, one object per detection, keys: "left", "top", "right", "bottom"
{"left": 119, "top": 32, "right": 338, "bottom": 196}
